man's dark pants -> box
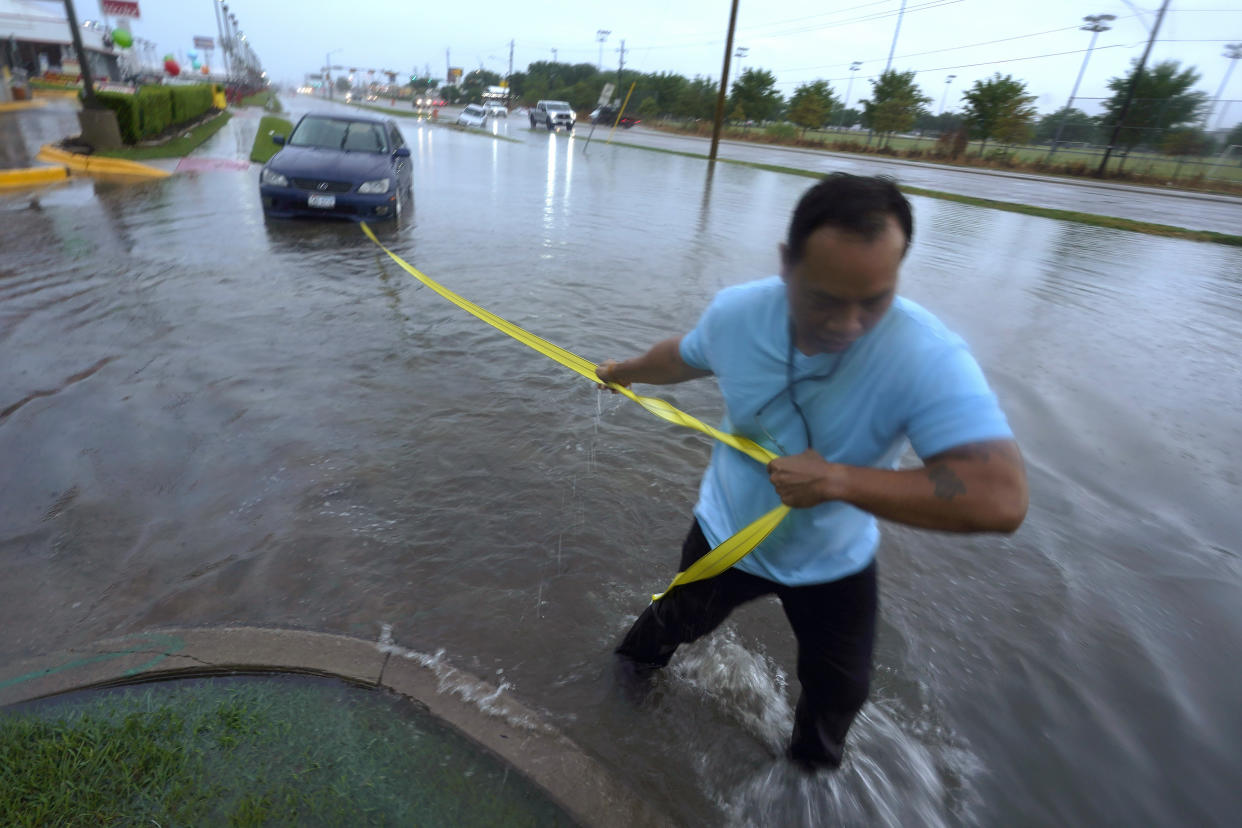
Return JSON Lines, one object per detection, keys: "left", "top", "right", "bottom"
{"left": 616, "top": 520, "right": 878, "bottom": 768}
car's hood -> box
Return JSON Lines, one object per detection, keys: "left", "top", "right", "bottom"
{"left": 269, "top": 146, "right": 391, "bottom": 180}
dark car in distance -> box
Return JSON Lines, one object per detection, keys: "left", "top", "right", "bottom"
{"left": 591, "top": 105, "right": 640, "bottom": 128}
{"left": 259, "top": 114, "right": 413, "bottom": 221}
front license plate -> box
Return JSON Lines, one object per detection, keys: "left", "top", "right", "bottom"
{"left": 308, "top": 194, "right": 335, "bottom": 209}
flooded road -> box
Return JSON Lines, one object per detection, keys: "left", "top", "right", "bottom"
{"left": 3, "top": 102, "right": 1242, "bottom": 826}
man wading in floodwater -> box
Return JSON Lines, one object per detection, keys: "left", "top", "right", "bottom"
{"left": 596, "top": 173, "right": 1028, "bottom": 770}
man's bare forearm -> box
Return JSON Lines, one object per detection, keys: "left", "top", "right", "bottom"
{"left": 598, "top": 337, "right": 712, "bottom": 386}
{"left": 768, "top": 440, "right": 1028, "bottom": 533}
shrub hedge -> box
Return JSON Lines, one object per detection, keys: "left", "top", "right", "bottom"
{"left": 91, "top": 84, "right": 218, "bottom": 145}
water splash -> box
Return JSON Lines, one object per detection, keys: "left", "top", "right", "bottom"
{"left": 377, "top": 623, "right": 547, "bottom": 732}
{"left": 668, "top": 629, "right": 980, "bottom": 827}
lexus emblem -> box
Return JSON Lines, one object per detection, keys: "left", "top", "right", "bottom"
{"left": 317, "top": 182, "right": 329, "bottom": 190}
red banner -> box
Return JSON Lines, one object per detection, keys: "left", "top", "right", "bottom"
{"left": 101, "top": 1, "right": 141, "bottom": 18}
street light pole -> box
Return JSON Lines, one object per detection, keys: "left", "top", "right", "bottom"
{"left": 326, "top": 48, "right": 342, "bottom": 100}
{"left": 596, "top": 30, "right": 610, "bottom": 72}
{"left": 839, "top": 61, "right": 861, "bottom": 128}
{"left": 1049, "top": 13, "right": 1114, "bottom": 157}
{"left": 938, "top": 73, "right": 957, "bottom": 115}
{"left": 1209, "top": 43, "right": 1242, "bottom": 130}
{"left": 884, "top": 0, "right": 907, "bottom": 73}
{"left": 61, "top": 0, "right": 98, "bottom": 107}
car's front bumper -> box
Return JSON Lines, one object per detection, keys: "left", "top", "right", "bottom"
{"left": 259, "top": 184, "right": 398, "bottom": 221}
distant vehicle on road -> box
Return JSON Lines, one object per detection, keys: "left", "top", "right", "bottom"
{"left": 456, "top": 104, "right": 489, "bottom": 128}
{"left": 530, "top": 100, "right": 575, "bottom": 131}
{"left": 483, "top": 102, "right": 508, "bottom": 117}
{"left": 589, "top": 105, "right": 640, "bottom": 128}
{"left": 259, "top": 114, "right": 412, "bottom": 222}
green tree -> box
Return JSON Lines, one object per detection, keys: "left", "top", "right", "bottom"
{"left": 858, "top": 69, "right": 931, "bottom": 146}
{"left": 1100, "top": 59, "right": 1208, "bottom": 153}
{"left": 460, "top": 69, "right": 501, "bottom": 103}
{"left": 787, "top": 80, "right": 836, "bottom": 134}
{"left": 636, "top": 97, "right": 659, "bottom": 121}
{"left": 643, "top": 71, "right": 690, "bottom": 116}
{"left": 1036, "top": 106, "right": 1099, "bottom": 145}
{"left": 728, "top": 68, "right": 783, "bottom": 123}
{"left": 960, "top": 73, "right": 1037, "bottom": 156}
{"left": 674, "top": 75, "right": 718, "bottom": 120}
{"left": 728, "top": 102, "right": 747, "bottom": 123}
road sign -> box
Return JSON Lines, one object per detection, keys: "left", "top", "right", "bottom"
{"left": 598, "top": 83, "right": 615, "bottom": 106}
{"left": 101, "top": 1, "right": 140, "bottom": 18}
{"left": 194, "top": 36, "right": 215, "bottom": 50}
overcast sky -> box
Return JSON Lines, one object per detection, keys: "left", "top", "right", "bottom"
{"left": 70, "top": 0, "right": 1242, "bottom": 118}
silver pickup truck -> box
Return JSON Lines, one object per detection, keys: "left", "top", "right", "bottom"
{"left": 530, "top": 100, "right": 576, "bottom": 131}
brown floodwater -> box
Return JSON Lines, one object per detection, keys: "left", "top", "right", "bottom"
{"left": 2, "top": 102, "right": 1241, "bottom": 826}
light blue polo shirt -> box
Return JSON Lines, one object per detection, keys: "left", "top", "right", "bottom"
{"left": 678, "top": 276, "right": 1013, "bottom": 586}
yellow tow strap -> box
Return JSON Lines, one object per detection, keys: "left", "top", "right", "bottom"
{"left": 361, "top": 223, "right": 790, "bottom": 600}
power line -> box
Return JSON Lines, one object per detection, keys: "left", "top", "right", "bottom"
{"left": 772, "top": 42, "right": 1133, "bottom": 85}
{"left": 630, "top": 0, "right": 963, "bottom": 52}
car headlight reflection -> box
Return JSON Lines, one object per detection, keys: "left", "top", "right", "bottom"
{"left": 260, "top": 167, "right": 288, "bottom": 187}
{"left": 358, "top": 178, "right": 391, "bottom": 194}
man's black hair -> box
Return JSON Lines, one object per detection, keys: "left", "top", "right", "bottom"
{"left": 786, "top": 173, "right": 913, "bottom": 262}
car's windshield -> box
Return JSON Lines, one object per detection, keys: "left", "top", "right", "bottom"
{"left": 289, "top": 117, "right": 389, "bottom": 153}
{"left": 546, "top": 103, "right": 570, "bottom": 111}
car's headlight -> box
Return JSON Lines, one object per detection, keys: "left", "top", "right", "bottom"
{"left": 358, "top": 178, "right": 391, "bottom": 194}
{"left": 260, "top": 167, "right": 288, "bottom": 187}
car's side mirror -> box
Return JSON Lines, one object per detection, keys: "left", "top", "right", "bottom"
{"left": 393, "top": 147, "right": 411, "bottom": 158}
{"left": 271, "top": 133, "right": 286, "bottom": 146}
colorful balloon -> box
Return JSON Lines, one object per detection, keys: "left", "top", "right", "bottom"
{"left": 164, "top": 53, "right": 174, "bottom": 62}
{"left": 200, "top": 66, "right": 209, "bottom": 75}
{"left": 191, "top": 60, "right": 201, "bottom": 70}
{"left": 164, "top": 59, "right": 181, "bottom": 76}
{"left": 187, "top": 50, "right": 198, "bottom": 59}
{"left": 111, "top": 29, "right": 132, "bottom": 48}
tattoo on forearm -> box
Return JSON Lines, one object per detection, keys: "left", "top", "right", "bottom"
{"left": 927, "top": 465, "right": 966, "bottom": 500}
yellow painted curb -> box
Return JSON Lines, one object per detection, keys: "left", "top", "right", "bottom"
{"left": 37, "top": 144, "right": 171, "bottom": 178}
{"left": 0, "top": 99, "right": 48, "bottom": 112}
{"left": 0, "top": 165, "right": 68, "bottom": 190}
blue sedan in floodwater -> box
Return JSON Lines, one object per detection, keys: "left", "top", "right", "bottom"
{"left": 259, "top": 114, "right": 413, "bottom": 221}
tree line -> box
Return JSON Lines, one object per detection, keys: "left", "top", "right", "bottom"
{"left": 440, "top": 58, "right": 1241, "bottom": 156}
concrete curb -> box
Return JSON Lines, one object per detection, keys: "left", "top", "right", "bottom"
{"left": 0, "top": 100, "right": 48, "bottom": 113}
{"left": 36, "top": 144, "right": 171, "bottom": 179}
{"left": 0, "top": 165, "right": 67, "bottom": 189}
{"left": 0, "top": 625, "right": 671, "bottom": 828}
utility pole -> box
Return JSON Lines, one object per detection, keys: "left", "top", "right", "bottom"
{"left": 506, "top": 39, "right": 514, "bottom": 104}
{"left": 551, "top": 48, "right": 557, "bottom": 63}
{"left": 1049, "top": 13, "right": 1114, "bottom": 158}
{"left": 445, "top": 48, "right": 450, "bottom": 83}
{"left": 884, "top": 0, "right": 907, "bottom": 73}
{"left": 1097, "top": 0, "right": 1169, "bottom": 176}
{"left": 710, "top": 0, "right": 740, "bottom": 162}
{"left": 596, "top": 29, "right": 610, "bottom": 72}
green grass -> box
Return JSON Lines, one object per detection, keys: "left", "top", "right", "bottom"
{"left": 94, "top": 111, "right": 233, "bottom": 160}
{"left": 609, "top": 140, "right": 1242, "bottom": 248}
{"left": 0, "top": 674, "right": 574, "bottom": 827}
{"left": 250, "top": 114, "right": 294, "bottom": 163}
{"left": 239, "top": 90, "right": 282, "bottom": 113}
{"left": 653, "top": 122, "right": 1242, "bottom": 191}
